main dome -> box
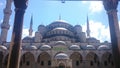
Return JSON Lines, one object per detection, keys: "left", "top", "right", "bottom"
{"left": 47, "top": 20, "right": 73, "bottom": 32}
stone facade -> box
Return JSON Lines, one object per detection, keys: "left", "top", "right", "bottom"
{"left": 0, "top": 20, "right": 114, "bottom": 68}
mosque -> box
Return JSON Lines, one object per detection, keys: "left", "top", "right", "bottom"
{"left": 0, "top": 15, "right": 115, "bottom": 68}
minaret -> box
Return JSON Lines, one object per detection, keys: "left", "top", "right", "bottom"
{"left": 59, "top": 14, "right": 61, "bottom": 20}
{"left": 86, "top": 15, "right": 90, "bottom": 38}
{"left": 0, "top": 0, "right": 12, "bottom": 44}
{"left": 29, "top": 15, "right": 33, "bottom": 36}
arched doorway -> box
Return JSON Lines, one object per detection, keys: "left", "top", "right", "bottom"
{"left": 59, "top": 63, "right": 65, "bottom": 68}
{"left": 37, "top": 52, "right": 51, "bottom": 68}
{"left": 70, "top": 52, "right": 82, "bottom": 68}
{"left": 101, "top": 52, "right": 114, "bottom": 68}
{"left": 86, "top": 52, "right": 99, "bottom": 68}
{"left": 20, "top": 52, "right": 35, "bottom": 68}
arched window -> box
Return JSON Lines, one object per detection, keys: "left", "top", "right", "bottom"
{"left": 76, "top": 60, "right": 79, "bottom": 66}
{"left": 48, "top": 60, "right": 51, "bottom": 66}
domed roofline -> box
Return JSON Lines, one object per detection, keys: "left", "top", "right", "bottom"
{"left": 47, "top": 20, "right": 73, "bottom": 32}
{"left": 55, "top": 53, "right": 69, "bottom": 59}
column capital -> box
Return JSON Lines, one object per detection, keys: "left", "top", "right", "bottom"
{"left": 103, "top": 0, "right": 118, "bottom": 12}
{"left": 14, "top": 0, "right": 28, "bottom": 10}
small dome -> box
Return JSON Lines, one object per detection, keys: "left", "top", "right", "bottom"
{"left": 40, "top": 45, "right": 51, "bottom": 51}
{"left": 55, "top": 53, "right": 69, "bottom": 59}
{"left": 55, "top": 41, "right": 66, "bottom": 45}
{"left": 69, "top": 45, "right": 80, "bottom": 50}
{"left": 0, "top": 45, "right": 7, "bottom": 50}
{"left": 22, "top": 36, "right": 33, "bottom": 42}
{"left": 53, "top": 27, "right": 68, "bottom": 31}
{"left": 98, "top": 45, "right": 110, "bottom": 50}
{"left": 23, "top": 45, "right": 37, "bottom": 50}
{"left": 86, "top": 45, "right": 96, "bottom": 50}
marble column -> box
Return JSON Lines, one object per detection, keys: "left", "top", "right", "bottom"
{"left": 103, "top": 0, "right": 120, "bottom": 68}
{"left": 0, "top": 0, "right": 12, "bottom": 44}
{"left": 7, "top": 0, "right": 28, "bottom": 68}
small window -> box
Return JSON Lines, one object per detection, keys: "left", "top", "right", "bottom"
{"left": 97, "top": 61, "right": 99, "bottom": 66}
{"left": 76, "top": 61, "right": 79, "bottom": 66}
{"left": 48, "top": 60, "right": 51, "bottom": 66}
{"left": 90, "top": 61, "right": 93, "bottom": 66}
{"left": 104, "top": 61, "right": 107, "bottom": 66}
{"left": 41, "top": 61, "right": 44, "bottom": 66}
{"left": 26, "top": 61, "right": 30, "bottom": 66}
{"left": 111, "top": 61, "right": 114, "bottom": 66}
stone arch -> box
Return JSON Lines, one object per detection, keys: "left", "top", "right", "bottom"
{"left": 85, "top": 52, "right": 100, "bottom": 68}
{"left": 101, "top": 52, "right": 114, "bottom": 68}
{"left": 19, "top": 52, "right": 35, "bottom": 68}
{"left": 70, "top": 52, "right": 82, "bottom": 68}
{"left": 0, "top": 51, "right": 3, "bottom": 68}
{"left": 37, "top": 52, "right": 51, "bottom": 68}
{"left": 58, "top": 63, "right": 65, "bottom": 68}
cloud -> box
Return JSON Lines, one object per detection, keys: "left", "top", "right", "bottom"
{"left": 82, "top": 20, "right": 110, "bottom": 42}
{"left": 22, "top": 28, "right": 35, "bottom": 39}
{"left": 0, "top": 1, "right": 5, "bottom": 8}
{"left": 81, "top": 1, "right": 88, "bottom": 4}
{"left": 0, "top": 2, "right": 3, "bottom": 6}
{"left": 89, "top": 1, "right": 104, "bottom": 13}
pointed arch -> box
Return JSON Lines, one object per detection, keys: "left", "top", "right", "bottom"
{"left": 70, "top": 52, "right": 82, "bottom": 68}
{"left": 101, "top": 52, "right": 114, "bottom": 68}
{"left": 20, "top": 52, "right": 35, "bottom": 68}
{"left": 37, "top": 52, "right": 51, "bottom": 68}
{"left": 59, "top": 63, "right": 65, "bottom": 68}
{"left": 86, "top": 52, "right": 100, "bottom": 68}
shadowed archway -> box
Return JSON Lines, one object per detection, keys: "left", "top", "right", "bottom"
{"left": 37, "top": 52, "right": 51, "bottom": 68}
{"left": 70, "top": 52, "right": 82, "bottom": 68}
{"left": 86, "top": 52, "right": 99, "bottom": 68}
{"left": 59, "top": 63, "right": 65, "bottom": 68}
{"left": 101, "top": 52, "right": 114, "bottom": 68}
{"left": 20, "top": 52, "right": 35, "bottom": 68}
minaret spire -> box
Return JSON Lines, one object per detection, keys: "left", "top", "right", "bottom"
{"left": 59, "top": 14, "right": 61, "bottom": 20}
{"left": 86, "top": 15, "right": 90, "bottom": 38}
{"left": 29, "top": 15, "right": 33, "bottom": 36}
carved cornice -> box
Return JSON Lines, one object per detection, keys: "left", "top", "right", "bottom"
{"left": 103, "top": 0, "right": 118, "bottom": 12}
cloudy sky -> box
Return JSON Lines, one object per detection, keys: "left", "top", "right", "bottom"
{"left": 0, "top": 0, "right": 120, "bottom": 42}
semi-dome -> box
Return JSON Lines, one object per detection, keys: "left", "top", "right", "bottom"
{"left": 86, "top": 45, "right": 96, "bottom": 50}
{"left": 0, "top": 45, "right": 7, "bottom": 50}
{"left": 55, "top": 41, "right": 66, "bottom": 45}
{"left": 98, "top": 45, "right": 110, "bottom": 50}
{"left": 55, "top": 53, "right": 69, "bottom": 59}
{"left": 23, "top": 45, "right": 37, "bottom": 50}
{"left": 52, "top": 27, "right": 68, "bottom": 31}
{"left": 40, "top": 45, "right": 51, "bottom": 51}
{"left": 22, "top": 36, "right": 34, "bottom": 42}
{"left": 69, "top": 45, "right": 80, "bottom": 50}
